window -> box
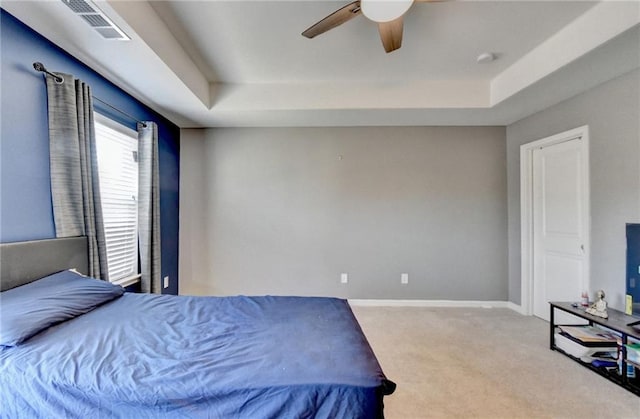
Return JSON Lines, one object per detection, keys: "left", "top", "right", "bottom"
{"left": 94, "top": 113, "right": 139, "bottom": 283}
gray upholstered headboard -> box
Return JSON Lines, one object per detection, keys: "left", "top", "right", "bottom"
{"left": 0, "top": 236, "right": 88, "bottom": 292}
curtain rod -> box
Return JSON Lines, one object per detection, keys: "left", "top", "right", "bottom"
{"left": 33, "top": 62, "right": 148, "bottom": 128}
{"left": 92, "top": 96, "right": 147, "bottom": 128}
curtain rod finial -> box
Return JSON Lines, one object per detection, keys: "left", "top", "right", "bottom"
{"left": 33, "top": 61, "right": 64, "bottom": 83}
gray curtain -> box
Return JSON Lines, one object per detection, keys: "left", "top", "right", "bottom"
{"left": 138, "top": 122, "right": 162, "bottom": 293}
{"left": 46, "top": 73, "right": 108, "bottom": 280}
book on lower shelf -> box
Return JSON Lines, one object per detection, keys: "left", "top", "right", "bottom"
{"left": 626, "top": 343, "right": 640, "bottom": 365}
{"left": 558, "top": 325, "right": 618, "bottom": 345}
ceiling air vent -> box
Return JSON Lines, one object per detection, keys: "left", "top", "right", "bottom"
{"left": 60, "top": 0, "right": 130, "bottom": 41}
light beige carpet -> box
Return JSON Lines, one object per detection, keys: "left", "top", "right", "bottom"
{"left": 350, "top": 306, "right": 639, "bottom": 419}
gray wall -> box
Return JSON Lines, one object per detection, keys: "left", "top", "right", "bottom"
{"left": 180, "top": 126, "right": 508, "bottom": 300}
{"left": 506, "top": 69, "right": 640, "bottom": 310}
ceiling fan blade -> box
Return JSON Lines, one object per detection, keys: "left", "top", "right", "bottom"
{"left": 378, "top": 16, "right": 404, "bottom": 53}
{"left": 302, "top": 1, "right": 362, "bottom": 39}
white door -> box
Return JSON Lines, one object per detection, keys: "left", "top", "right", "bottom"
{"left": 532, "top": 136, "right": 588, "bottom": 321}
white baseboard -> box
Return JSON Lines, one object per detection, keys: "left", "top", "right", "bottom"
{"left": 348, "top": 299, "right": 527, "bottom": 314}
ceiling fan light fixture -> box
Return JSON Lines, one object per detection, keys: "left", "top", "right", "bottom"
{"left": 361, "top": 0, "right": 414, "bottom": 23}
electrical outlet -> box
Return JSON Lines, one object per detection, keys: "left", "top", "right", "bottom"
{"left": 340, "top": 273, "right": 348, "bottom": 284}
{"left": 401, "top": 273, "right": 409, "bottom": 285}
{"left": 163, "top": 276, "right": 169, "bottom": 288}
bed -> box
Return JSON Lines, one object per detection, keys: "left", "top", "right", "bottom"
{"left": 0, "top": 237, "right": 395, "bottom": 418}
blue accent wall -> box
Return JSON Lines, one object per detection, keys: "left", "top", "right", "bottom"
{"left": 627, "top": 224, "right": 640, "bottom": 316}
{"left": 0, "top": 9, "right": 180, "bottom": 295}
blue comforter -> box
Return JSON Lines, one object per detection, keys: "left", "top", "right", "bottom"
{"left": 0, "top": 294, "right": 394, "bottom": 418}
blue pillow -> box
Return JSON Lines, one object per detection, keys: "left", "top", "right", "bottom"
{"left": 0, "top": 270, "right": 124, "bottom": 347}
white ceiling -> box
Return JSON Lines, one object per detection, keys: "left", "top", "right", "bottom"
{"left": 4, "top": 0, "right": 640, "bottom": 128}
{"left": 152, "top": 1, "right": 594, "bottom": 83}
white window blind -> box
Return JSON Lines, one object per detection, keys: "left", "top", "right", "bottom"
{"left": 94, "top": 114, "right": 139, "bottom": 282}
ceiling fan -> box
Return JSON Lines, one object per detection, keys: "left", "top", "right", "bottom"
{"left": 302, "top": 0, "right": 441, "bottom": 53}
